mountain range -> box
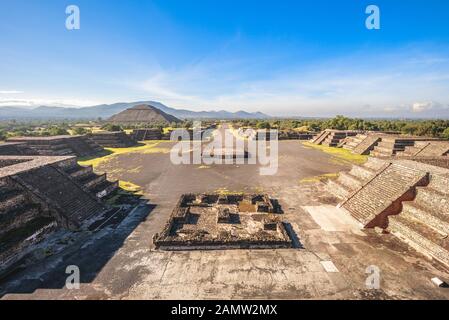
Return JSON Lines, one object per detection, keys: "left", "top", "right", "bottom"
{"left": 0, "top": 101, "right": 271, "bottom": 120}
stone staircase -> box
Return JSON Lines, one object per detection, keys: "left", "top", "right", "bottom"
{"left": 327, "top": 157, "right": 449, "bottom": 268}
{"left": 339, "top": 163, "right": 428, "bottom": 228}
{"left": 321, "top": 131, "right": 358, "bottom": 147}
{"left": 58, "top": 158, "right": 119, "bottom": 199}
{"left": 352, "top": 135, "right": 383, "bottom": 155}
{"left": 388, "top": 172, "right": 449, "bottom": 268}
{"left": 325, "top": 157, "right": 386, "bottom": 199}
{"left": 0, "top": 143, "right": 35, "bottom": 156}
{"left": 14, "top": 165, "right": 105, "bottom": 227}
{"left": 7, "top": 136, "right": 104, "bottom": 158}
{"left": 0, "top": 179, "right": 56, "bottom": 269}
{"left": 370, "top": 137, "right": 445, "bottom": 158}
{"left": 399, "top": 141, "right": 449, "bottom": 157}
{"left": 311, "top": 130, "right": 332, "bottom": 145}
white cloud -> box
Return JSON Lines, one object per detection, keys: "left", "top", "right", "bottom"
{"left": 411, "top": 101, "right": 449, "bottom": 113}
{"left": 0, "top": 90, "right": 24, "bottom": 94}
{"left": 125, "top": 46, "right": 449, "bottom": 117}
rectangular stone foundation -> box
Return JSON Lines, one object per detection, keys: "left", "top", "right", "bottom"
{"left": 153, "top": 193, "right": 293, "bottom": 250}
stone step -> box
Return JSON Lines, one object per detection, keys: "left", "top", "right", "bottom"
{"left": 78, "top": 173, "right": 107, "bottom": 190}
{"left": 92, "top": 180, "right": 119, "bottom": 199}
{"left": 401, "top": 202, "right": 449, "bottom": 236}
{"left": 349, "top": 165, "right": 376, "bottom": 181}
{"left": 16, "top": 166, "right": 104, "bottom": 226}
{"left": 0, "top": 203, "right": 41, "bottom": 237}
{"left": 312, "top": 131, "right": 331, "bottom": 145}
{"left": 0, "top": 190, "right": 27, "bottom": 214}
{"left": 341, "top": 164, "right": 428, "bottom": 227}
{"left": 0, "top": 217, "right": 56, "bottom": 264}
{"left": 325, "top": 179, "right": 352, "bottom": 199}
{"left": 388, "top": 215, "right": 449, "bottom": 268}
{"left": 64, "top": 165, "right": 93, "bottom": 178}
{"left": 363, "top": 158, "right": 387, "bottom": 171}
{"left": 338, "top": 172, "right": 364, "bottom": 189}
{"left": 414, "top": 187, "right": 449, "bottom": 214}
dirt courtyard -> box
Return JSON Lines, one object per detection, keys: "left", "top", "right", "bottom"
{"left": 1, "top": 140, "right": 449, "bottom": 300}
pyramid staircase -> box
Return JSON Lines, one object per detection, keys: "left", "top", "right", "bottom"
{"left": 398, "top": 141, "right": 449, "bottom": 157}
{"left": 325, "top": 157, "right": 387, "bottom": 199}
{"left": 341, "top": 134, "right": 383, "bottom": 155}
{"left": 327, "top": 158, "right": 449, "bottom": 268}
{"left": 338, "top": 163, "right": 428, "bottom": 228}
{"left": 311, "top": 130, "right": 332, "bottom": 145}
{"left": 0, "top": 179, "right": 56, "bottom": 268}
{"left": 58, "top": 158, "right": 118, "bottom": 199}
{"left": 387, "top": 171, "right": 449, "bottom": 268}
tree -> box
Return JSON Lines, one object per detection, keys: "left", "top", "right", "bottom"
{"left": 442, "top": 127, "right": 449, "bottom": 139}
{"left": 72, "top": 127, "right": 90, "bottom": 135}
{"left": 101, "top": 124, "right": 122, "bottom": 132}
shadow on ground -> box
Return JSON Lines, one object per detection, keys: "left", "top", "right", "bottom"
{"left": 0, "top": 198, "right": 156, "bottom": 297}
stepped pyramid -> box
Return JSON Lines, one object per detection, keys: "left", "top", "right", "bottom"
{"left": 327, "top": 158, "right": 449, "bottom": 268}
{"left": 312, "top": 129, "right": 359, "bottom": 147}
{"left": 340, "top": 133, "right": 384, "bottom": 155}
{"left": 108, "top": 104, "right": 181, "bottom": 124}
{"left": 7, "top": 135, "right": 104, "bottom": 158}
{"left": 370, "top": 136, "right": 444, "bottom": 158}
{"left": 0, "top": 155, "right": 118, "bottom": 274}
{"left": 397, "top": 141, "right": 449, "bottom": 157}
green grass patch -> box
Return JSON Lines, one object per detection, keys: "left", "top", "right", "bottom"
{"left": 300, "top": 173, "right": 339, "bottom": 184}
{"left": 78, "top": 141, "right": 170, "bottom": 169}
{"left": 302, "top": 141, "right": 368, "bottom": 165}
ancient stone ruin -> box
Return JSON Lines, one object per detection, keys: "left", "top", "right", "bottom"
{"left": 0, "top": 142, "right": 34, "bottom": 156}
{"left": 88, "top": 131, "right": 137, "bottom": 148}
{"left": 311, "top": 129, "right": 359, "bottom": 147}
{"left": 326, "top": 157, "right": 449, "bottom": 268}
{"left": 0, "top": 155, "right": 118, "bottom": 274}
{"left": 322, "top": 130, "right": 449, "bottom": 159}
{"left": 153, "top": 193, "right": 293, "bottom": 250}
{"left": 7, "top": 135, "right": 104, "bottom": 158}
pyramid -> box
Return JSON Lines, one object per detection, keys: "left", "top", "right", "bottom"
{"left": 108, "top": 104, "right": 181, "bottom": 124}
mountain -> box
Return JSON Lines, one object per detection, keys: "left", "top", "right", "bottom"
{"left": 0, "top": 101, "right": 271, "bottom": 120}
{"left": 108, "top": 104, "right": 181, "bottom": 124}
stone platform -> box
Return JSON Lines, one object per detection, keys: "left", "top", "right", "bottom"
{"left": 7, "top": 135, "right": 104, "bottom": 158}
{"left": 153, "top": 193, "right": 293, "bottom": 250}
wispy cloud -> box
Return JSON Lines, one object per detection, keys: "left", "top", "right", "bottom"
{"left": 0, "top": 90, "right": 24, "bottom": 94}
{"left": 129, "top": 44, "right": 449, "bottom": 117}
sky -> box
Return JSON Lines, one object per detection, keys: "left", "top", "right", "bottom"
{"left": 1, "top": 0, "right": 449, "bottom": 117}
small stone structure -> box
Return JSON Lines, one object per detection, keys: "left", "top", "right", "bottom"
{"left": 370, "top": 136, "right": 445, "bottom": 158}
{"left": 132, "top": 128, "right": 165, "bottom": 141}
{"left": 153, "top": 193, "right": 292, "bottom": 250}
{"left": 88, "top": 131, "right": 137, "bottom": 148}
{"left": 327, "top": 157, "right": 449, "bottom": 269}
{"left": 311, "top": 129, "right": 359, "bottom": 147}
{"left": 7, "top": 135, "right": 104, "bottom": 158}
{"left": 0, "top": 155, "right": 118, "bottom": 274}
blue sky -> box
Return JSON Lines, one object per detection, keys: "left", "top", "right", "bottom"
{"left": 1, "top": 0, "right": 449, "bottom": 117}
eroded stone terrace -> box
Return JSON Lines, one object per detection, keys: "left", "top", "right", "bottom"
{"left": 154, "top": 193, "right": 293, "bottom": 250}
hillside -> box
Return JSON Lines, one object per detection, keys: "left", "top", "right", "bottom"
{"left": 108, "top": 104, "right": 181, "bottom": 124}
{"left": 0, "top": 101, "right": 271, "bottom": 120}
